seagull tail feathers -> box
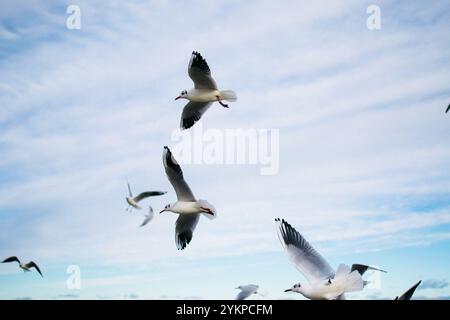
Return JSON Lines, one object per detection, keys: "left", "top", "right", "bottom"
{"left": 198, "top": 199, "right": 217, "bottom": 220}
{"left": 219, "top": 90, "right": 237, "bottom": 102}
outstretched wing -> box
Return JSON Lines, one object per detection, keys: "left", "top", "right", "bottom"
{"left": 134, "top": 191, "right": 167, "bottom": 203}
{"left": 175, "top": 214, "right": 200, "bottom": 250}
{"left": 351, "top": 264, "right": 387, "bottom": 276}
{"left": 275, "top": 218, "right": 335, "bottom": 284}
{"left": 24, "top": 261, "right": 43, "bottom": 277}
{"left": 2, "top": 256, "right": 20, "bottom": 264}
{"left": 396, "top": 280, "right": 422, "bottom": 300}
{"left": 126, "top": 180, "right": 132, "bottom": 197}
{"left": 180, "top": 101, "right": 212, "bottom": 130}
{"left": 188, "top": 51, "right": 217, "bottom": 89}
{"left": 163, "top": 146, "right": 195, "bottom": 201}
{"left": 140, "top": 207, "right": 155, "bottom": 227}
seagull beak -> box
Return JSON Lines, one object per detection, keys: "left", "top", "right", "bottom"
{"left": 175, "top": 96, "right": 181, "bottom": 100}
{"left": 284, "top": 288, "right": 292, "bottom": 292}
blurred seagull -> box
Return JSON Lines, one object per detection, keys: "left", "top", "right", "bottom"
{"left": 395, "top": 280, "right": 422, "bottom": 300}
{"left": 161, "top": 146, "right": 217, "bottom": 250}
{"left": 235, "top": 284, "right": 260, "bottom": 300}
{"left": 1, "top": 256, "right": 43, "bottom": 277}
{"left": 175, "top": 51, "right": 237, "bottom": 130}
{"left": 126, "top": 180, "right": 166, "bottom": 212}
{"left": 276, "top": 218, "right": 364, "bottom": 300}
{"left": 140, "top": 206, "right": 155, "bottom": 227}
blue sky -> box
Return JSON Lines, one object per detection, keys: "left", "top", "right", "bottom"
{"left": 0, "top": 0, "right": 449, "bottom": 300}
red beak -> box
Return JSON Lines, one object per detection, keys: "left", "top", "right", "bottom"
{"left": 175, "top": 96, "right": 181, "bottom": 100}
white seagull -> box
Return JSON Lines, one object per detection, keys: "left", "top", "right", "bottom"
{"left": 126, "top": 180, "right": 166, "bottom": 212}
{"left": 140, "top": 206, "right": 155, "bottom": 227}
{"left": 160, "top": 146, "right": 217, "bottom": 250}
{"left": 175, "top": 51, "right": 237, "bottom": 130}
{"left": 235, "top": 284, "right": 260, "bottom": 300}
{"left": 2, "top": 256, "right": 43, "bottom": 277}
{"left": 395, "top": 280, "right": 422, "bottom": 300}
{"left": 276, "top": 218, "right": 365, "bottom": 300}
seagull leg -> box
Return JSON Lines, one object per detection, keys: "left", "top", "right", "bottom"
{"left": 216, "top": 96, "right": 229, "bottom": 108}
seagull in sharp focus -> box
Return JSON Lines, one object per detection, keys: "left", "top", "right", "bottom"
{"left": 395, "top": 280, "right": 422, "bottom": 300}
{"left": 161, "top": 146, "right": 217, "bottom": 250}
{"left": 1, "top": 256, "right": 43, "bottom": 277}
{"left": 140, "top": 206, "right": 155, "bottom": 227}
{"left": 235, "top": 284, "right": 260, "bottom": 300}
{"left": 276, "top": 218, "right": 365, "bottom": 300}
{"left": 125, "top": 180, "right": 166, "bottom": 212}
{"left": 175, "top": 51, "right": 237, "bottom": 130}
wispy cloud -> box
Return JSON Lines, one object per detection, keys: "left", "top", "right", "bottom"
{"left": 419, "top": 279, "right": 449, "bottom": 290}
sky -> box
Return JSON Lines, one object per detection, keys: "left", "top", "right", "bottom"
{"left": 0, "top": 0, "right": 449, "bottom": 300}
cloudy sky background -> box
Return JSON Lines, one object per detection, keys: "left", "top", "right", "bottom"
{"left": 0, "top": 0, "right": 449, "bottom": 299}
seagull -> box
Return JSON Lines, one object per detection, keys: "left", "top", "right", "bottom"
{"left": 160, "top": 146, "right": 217, "bottom": 250}
{"left": 175, "top": 51, "right": 237, "bottom": 130}
{"left": 139, "top": 206, "right": 155, "bottom": 227}
{"left": 126, "top": 180, "right": 166, "bottom": 212}
{"left": 395, "top": 280, "right": 422, "bottom": 300}
{"left": 276, "top": 218, "right": 365, "bottom": 300}
{"left": 1, "top": 256, "right": 43, "bottom": 277}
{"left": 235, "top": 284, "right": 260, "bottom": 300}
{"left": 446, "top": 104, "right": 450, "bottom": 113}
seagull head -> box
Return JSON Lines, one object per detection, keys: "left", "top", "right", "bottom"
{"left": 284, "top": 283, "right": 302, "bottom": 293}
{"left": 175, "top": 90, "right": 188, "bottom": 100}
{"left": 160, "top": 203, "right": 172, "bottom": 214}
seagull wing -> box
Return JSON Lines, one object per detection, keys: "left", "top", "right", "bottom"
{"left": 188, "top": 51, "right": 217, "bottom": 90}
{"left": 175, "top": 214, "right": 200, "bottom": 250}
{"left": 2, "top": 256, "right": 21, "bottom": 264}
{"left": 140, "top": 207, "right": 155, "bottom": 227}
{"left": 446, "top": 104, "right": 450, "bottom": 113}
{"left": 351, "top": 264, "right": 387, "bottom": 276}
{"left": 127, "top": 180, "right": 132, "bottom": 197}
{"left": 133, "top": 191, "right": 167, "bottom": 203}
{"left": 396, "top": 280, "right": 422, "bottom": 300}
{"left": 236, "top": 290, "right": 252, "bottom": 300}
{"left": 180, "top": 101, "right": 212, "bottom": 130}
{"left": 236, "top": 285, "right": 259, "bottom": 300}
{"left": 24, "top": 261, "right": 43, "bottom": 277}
{"left": 163, "top": 146, "right": 195, "bottom": 201}
{"left": 275, "top": 218, "right": 335, "bottom": 284}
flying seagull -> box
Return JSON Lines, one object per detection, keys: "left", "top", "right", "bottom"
{"left": 160, "top": 146, "right": 217, "bottom": 250}
{"left": 126, "top": 180, "right": 166, "bottom": 212}
{"left": 175, "top": 51, "right": 237, "bottom": 130}
{"left": 395, "top": 280, "right": 422, "bottom": 300}
{"left": 446, "top": 104, "right": 450, "bottom": 113}
{"left": 235, "top": 284, "right": 260, "bottom": 300}
{"left": 276, "top": 218, "right": 365, "bottom": 300}
{"left": 1, "top": 256, "right": 43, "bottom": 277}
{"left": 140, "top": 206, "right": 155, "bottom": 227}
